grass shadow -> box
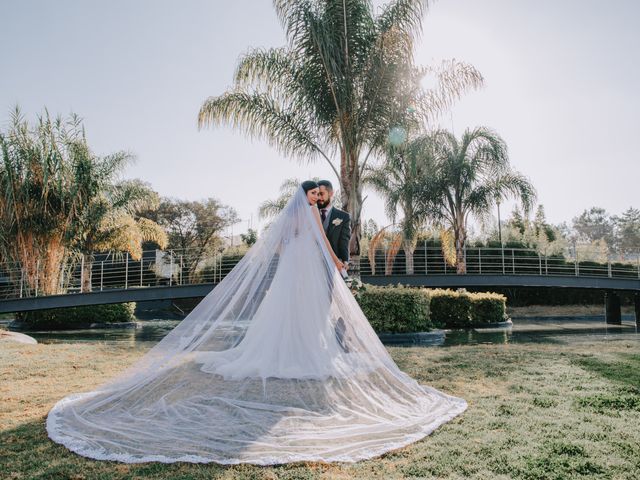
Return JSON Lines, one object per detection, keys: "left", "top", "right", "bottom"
{"left": 573, "top": 353, "right": 640, "bottom": 389}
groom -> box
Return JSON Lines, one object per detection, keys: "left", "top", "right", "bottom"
{"left": 317, "top": 180, "right": 352, "bottom": 353}
{"left": 317, "top": 180, "right": 351, "bottom": 268}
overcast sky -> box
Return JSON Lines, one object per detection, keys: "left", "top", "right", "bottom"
{"left": 1, "top": 0, "right": 638, "bottom": 236}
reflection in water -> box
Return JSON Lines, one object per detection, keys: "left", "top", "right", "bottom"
{"left": 29, "top": 320, "right": 181, "bottom": 346}
{"left": 18, "top": 316, "right": 640, "bottom": 348}
{"left": 443, "top": 316, "right": 638, "bottom": 347}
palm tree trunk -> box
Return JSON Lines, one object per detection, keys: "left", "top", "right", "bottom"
{"left": 454, "top": 216, "right": 467, "bottom": 274}
{"left": 81, "top": 253, "right": 94, "bottom": 292}
{"left": 340, "top": 149, "right": 363, "bottom": 277}
{"left": 402, "top": 239, "right": 416, "bottom": 275}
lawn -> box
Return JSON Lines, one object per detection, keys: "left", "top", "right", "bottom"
{"left": 1, "top": 337, "right": 639, "bottom": 479}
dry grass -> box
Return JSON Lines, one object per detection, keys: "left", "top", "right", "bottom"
{"left": 1, "top": 338, "right": 639, "bottom": 479}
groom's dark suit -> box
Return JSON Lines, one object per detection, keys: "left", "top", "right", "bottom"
{"left": 320, "top": 205, "right": 351, "bottom": 263}
{"left": 319, "top": 203, "right": 352, "bottom": 353}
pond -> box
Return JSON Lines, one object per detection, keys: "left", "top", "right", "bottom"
{"left": 4, "top": 315, "right": 638, "bottom": 347}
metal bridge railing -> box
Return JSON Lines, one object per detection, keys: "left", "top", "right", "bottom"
{"left": 0, "top": 245, "right": 638, "bottom": 301}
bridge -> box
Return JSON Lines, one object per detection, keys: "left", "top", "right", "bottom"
{"left": 1, "top": 246, "right": 639, "bottom": 324}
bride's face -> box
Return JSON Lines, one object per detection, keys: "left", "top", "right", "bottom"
{"left": 306, "top": 187, "right": 319, "bottom": 205}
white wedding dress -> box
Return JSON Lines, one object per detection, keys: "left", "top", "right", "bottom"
{"left": 47, "top": 187, "right": 467, "bottom": 465}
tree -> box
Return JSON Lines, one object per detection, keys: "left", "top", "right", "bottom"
{"left": 199, "top": 0, "right": 483, "bottom": 269}
{"left": 361, "top": 219, "right": 380, "bottom": 240}
{"left": 151, "top": 199, "right": 239, "bottom": 282}
{"left": 419, "top": 127, "right": 537, "bottom": 273}
{"left": 0, "top": 107, "right": 164, "bottom": 295}
{"left": 613, "top": 207, "right": 640, "bottom": 256}
{"left": 241, "top": 228, "right": 258, "bottom": 247}
{"left": 508, "top": 207, "right": 527, "bottom": 235}
{"left": 572, "top": 207, "right": 615, "bottom": 248}
{"left": 533, "top": 205, "right": 556, "bottom": 242}
{"left": 69, "top": 173, "right": 168, "bottom": 292}
{"left": 366, "top": 137, "right": 431, "bottom": 274}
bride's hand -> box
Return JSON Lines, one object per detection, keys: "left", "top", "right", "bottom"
{"left": 335, "top": 259, "right": 345, "bottom": 271}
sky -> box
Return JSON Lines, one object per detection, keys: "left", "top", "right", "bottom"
{"left": 1, "top": 0, "right": 638, "bottom": 237}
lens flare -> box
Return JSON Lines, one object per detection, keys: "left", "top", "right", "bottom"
{"left": 388, "top": 126, "right": 407, "bottom": 146}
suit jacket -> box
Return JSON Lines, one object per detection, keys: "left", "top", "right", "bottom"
{"left": 321, "top": 206, "right": 351, "bottom": 263}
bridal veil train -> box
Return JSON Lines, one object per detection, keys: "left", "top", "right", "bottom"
{"left": 47, "top": 186, "right": 467, "bottom": 465}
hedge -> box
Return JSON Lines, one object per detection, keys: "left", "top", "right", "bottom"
{"left": 357, "top": 285, "right": 432, "bottom": 333}
{"left": 15, "top": 302, "right": 136, "bottom": 330}
{"left": 429, "top": 289, "right": 474, "bottom": 329}
{"left": 356, "top": 286, "right": 507, "bottom": 333}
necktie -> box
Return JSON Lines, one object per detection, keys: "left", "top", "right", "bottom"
{"left": 321, "top": 209, "right": 327, "bottom": 223}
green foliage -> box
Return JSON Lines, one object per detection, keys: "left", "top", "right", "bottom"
{"left": 142, "top": 198, "right": 239, "bottom": 283}
{"left": 572, "top": 206, "right": 615, "bottom": 246}
{"left": 429, "top": 289, "right": 474, "bottom": 328}
{"left": 357, "top": 285, "right": 507, "bottom": 332}
{"left": 357, "top": 285, "right": 431, "bottom": 333}
{"left": 613, "top": 207, "right": 640, "bottom": 253}
{"left": 417, "top": 127, "right": 537, "bottom": 273}
{"left": 240, "top": 228, "right": 258, "bottom": 247}
{"left": 0, "top": 107, "right": 164, "bottom": 295}
{"left": 15, "top": 302, "right": 135, "bottom": 330}
{"left": 470, "top": 293, "right": 508, "bottom": 324}
{"left": 199, "top": 0, "right": 483, "bottom": 256}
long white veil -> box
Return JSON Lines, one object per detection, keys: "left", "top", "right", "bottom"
{"left": 47, "top": 187, "right": 467, "bottom": 465}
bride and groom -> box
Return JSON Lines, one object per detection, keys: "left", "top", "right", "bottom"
{"left": 46, "top": 180, "right": 467, "bottom": 465}
{"left": 312, "top": 179, "right": 351, "bottom": 274}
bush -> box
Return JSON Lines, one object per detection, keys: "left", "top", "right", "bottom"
{"left": 429, "top": 289, "right": 473, "bottom": 329}
{"left": 357, "top": 285, "right": 431, "bottom": 333}
{"left": 15, "top": 302, "right": 136, "bottom": 330}
{"left": 357, "top": 285, "right": 507, "bottom": 332}
{"left": 470, "top": 292, "right": 508, "bottom": 325}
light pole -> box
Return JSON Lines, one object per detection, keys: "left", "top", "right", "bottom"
{"left": 497, "top": 200, "right": 503, "bottom": 248}
{"left": 497, "top": 199, "right": 505, "bottom": 274}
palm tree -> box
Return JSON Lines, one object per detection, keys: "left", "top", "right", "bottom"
{"left": 198, "top": 0, "right": 483, "bottom": 269}
{"left": 420, "top": 127, "right": 537, "bottom": 273}
{"left": 365, "top": 137, "right": 431, "bottom": 273}
{"left": 70, "top": 178, "right": 168, "bottom": 292}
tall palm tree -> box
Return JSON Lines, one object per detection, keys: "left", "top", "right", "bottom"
{"left": 365, "top": 137, "right": 431, "bottom": 273}
{"left": 420, "top": 127, "right": 537, "bottom": 273}
{"left": 70, "top": 178, "right": 168, "bottom": 292}
{"left": 198, "top": 0, "right": 483, "bottom": 269}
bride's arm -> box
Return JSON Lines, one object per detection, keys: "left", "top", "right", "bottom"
{"left": 311, "top": 206, "right": 344, "bottom": 270}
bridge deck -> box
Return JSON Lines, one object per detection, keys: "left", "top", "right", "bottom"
{"left": 1, "top": 274, "right": 638, "bottom": 313}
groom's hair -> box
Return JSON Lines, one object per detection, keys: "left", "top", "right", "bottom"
{"left": 318, "top": 180, "right": 333, "bottom": 192}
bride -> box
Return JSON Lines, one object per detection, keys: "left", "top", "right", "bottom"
{"left": 47, "top": 180, "right": 467, "bottom": 465}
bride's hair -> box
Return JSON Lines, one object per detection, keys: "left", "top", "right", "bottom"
{"left": 301, "top": 180, "right": 318, "bottom": 193}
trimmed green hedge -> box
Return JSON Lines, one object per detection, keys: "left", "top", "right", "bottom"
{"left": 15, "top": 302, "right": 136, "bottom": 330}
{"left": 429, "top": 289, "right": 474, "bottom": 329}
{"left": 357, "top": 285, "right": 432, "bottom": 333}
{"left": 471, "top": 292, "right": 508, "bottom": 324}
{"left": 357, "top": 286, "right": 507, "bottom": 333}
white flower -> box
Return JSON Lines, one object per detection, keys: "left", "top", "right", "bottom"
{"left": 332, "top": 218, "right": 343, "bottom": 226}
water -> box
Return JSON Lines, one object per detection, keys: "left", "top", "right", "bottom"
{"left": 5, "top": 315, "right": 638, "bottom": 347}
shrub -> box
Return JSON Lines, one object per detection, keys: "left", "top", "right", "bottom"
{"left": 15, "top": 302, "right": 136, "bottom": 330}
{"left": 429, "top": 289, "right": 473, "bottom": 329}
{"left": 357, "top": 285, "right": 431, "bottom": 333}
{"left": 357, "top": 286, "right": 507, "bottom": 332}
{"left": 470, "top": 292, "right": 508, "bottom": 325}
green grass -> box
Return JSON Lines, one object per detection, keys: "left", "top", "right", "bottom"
{"left": 1, "top": 338, "right": 639, "bottom": 479}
